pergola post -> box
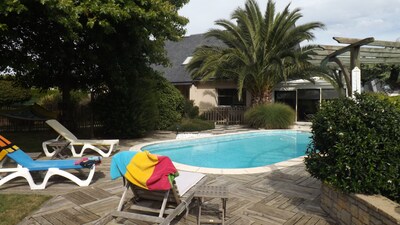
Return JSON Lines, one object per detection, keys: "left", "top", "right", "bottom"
{"left": 351, "top": 67, "right": 361, "bottom": 98}
{"left": 350, "top": 46, "right": 361, "bottom": 70}
{"left": 321, "top": 37, "right": 374, "bottom": 97}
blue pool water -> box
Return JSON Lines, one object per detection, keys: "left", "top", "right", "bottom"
{"left": 143, "top": 130, "right": 311, "bottom": 169}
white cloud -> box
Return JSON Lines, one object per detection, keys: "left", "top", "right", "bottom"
{"left": 179, "top": 0, "right": 400, "bottom": 45}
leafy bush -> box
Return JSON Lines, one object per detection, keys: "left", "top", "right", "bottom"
{"left": 369, "top": 93, "right": 400, "bottom": 110}
{"left": 36, "top": 90, "right": 61, "bottom": 110}
{"left": 0, "top": 80, "right": 32, "bottom": 105}
{"left": 154, "top": 76, "right": 185, "bottom": 130}
{"left": 174, "top": 118, "right": 215, "bottom": 132}
{"left": 305, "top": 93, "right": 400, "bottom": 203}
{"left": 37, "top": 89, "right": 89, "bottom": 110}
{"left": 244, "top": 103, "right": 295, "bottom": 129}
{"left": 183, "top": 100, "right": 199, "bottom": 119}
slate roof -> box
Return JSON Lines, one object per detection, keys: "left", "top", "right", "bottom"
{"left": 154, "top": 33, "right": 225, "bottom": 84}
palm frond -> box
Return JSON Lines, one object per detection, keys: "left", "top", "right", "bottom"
{"left": 187, "top": 0, "right": 325, "bottom": 105}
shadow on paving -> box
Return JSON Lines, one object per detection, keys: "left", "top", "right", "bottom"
{"left": 244, "top": 164, "right": 337, "bottom": 224}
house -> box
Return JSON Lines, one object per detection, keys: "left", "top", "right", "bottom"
{"left": 155, "top": 34, "right": 339, "bottom": 122}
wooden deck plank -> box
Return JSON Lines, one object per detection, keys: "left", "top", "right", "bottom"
{"left": 305, "top": 217, "right": 321, "bottom": 225}
{"left": 64, "top": 190, "right": 97, "bottom": 205}
{"left": 295, "top": 215, "right": 313, "bottom": 225}
{"left": 247, "top": 203, "right": 296, "bottom": 220}
{"left": 283, "top": 213, "right": 304, "bottom": 225}
{"left": 8, "top": 131, "right": 337, "bottom": 225}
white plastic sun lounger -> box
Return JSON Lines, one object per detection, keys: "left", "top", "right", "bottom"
{"left": 43, "top": 119, "right": 119, "bottom": 157}
{"left": 0, "top": 135, "right": 96, "bottom": 190}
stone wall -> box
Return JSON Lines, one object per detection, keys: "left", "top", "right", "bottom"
{"left": 321, "top": 183, "right": 400, "bottom": 225}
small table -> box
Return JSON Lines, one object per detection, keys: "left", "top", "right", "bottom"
{"left": 194, "top": 185, "right": 228, "bottom": 225}
{"left": 47, "top": 141, "right": 71, "bottom": 159}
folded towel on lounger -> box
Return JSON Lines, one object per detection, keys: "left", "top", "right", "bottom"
{"left": 74, "top": 156, "right": 102, "bottom": 168}
{"left": 110, "top": 151, "right": 178, "bottom": 191}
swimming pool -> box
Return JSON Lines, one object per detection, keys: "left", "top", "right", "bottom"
{"left": 139, "top": 130, "right": 311, "bottom": 172}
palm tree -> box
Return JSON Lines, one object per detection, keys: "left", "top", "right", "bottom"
{"left": 186, "top": 0, "right": 325, "bottom": 105}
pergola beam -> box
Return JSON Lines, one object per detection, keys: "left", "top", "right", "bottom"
{"left": 310, "top": 36, "right": 400, "bottom": 96}
{"left": 334, "top": 37, "right": 400, "bottom": 48}
{"left": 321, "top": 37, "right": 375, "bottom": 66}
{"left": 320, "top": 45, "right": 400, "bottom": 54}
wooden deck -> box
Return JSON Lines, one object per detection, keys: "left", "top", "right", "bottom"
{"left": 1, "top": 129, "right": 336, "bottom": 225}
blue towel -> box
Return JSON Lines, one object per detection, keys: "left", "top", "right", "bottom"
{"left": 110, "top": 151, "right": 137, "bottom": 180}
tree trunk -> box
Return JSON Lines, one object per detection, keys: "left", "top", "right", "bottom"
{"left": 251, "top": 87, "right": 273, "bottom": 106}
{"left": 59, "top": 74, "right": 76, "bottom": 131}
{"left": 389, "top": 66, "right": 399, "bottom": 85}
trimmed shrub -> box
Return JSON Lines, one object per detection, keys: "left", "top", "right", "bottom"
{"left": 183, "top": 100, "right": 199, "bottom": 119}
{"left": 244, "top": 103, "right": 295, "bottom": 129}
{"left": 305, "top": 93, "right": 400, "bottom": 203}
{"left": 174, "top": 118, "right": 215, "bottom": 132}
{"left": 0, "top": 80, "right": 32, "bottom": 105}
{"left": 154, "top": 76, "right": 185, "bottom": 130}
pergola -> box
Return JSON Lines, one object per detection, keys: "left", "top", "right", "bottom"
{"left": 309, "top": 37, "right": 400, "bottom": 95}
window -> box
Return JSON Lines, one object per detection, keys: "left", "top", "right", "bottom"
{"left": 217, "top": 89, "right": 246, "bottom": 106}
{"left": 275, "top": 91, "right": 296, "bottom": 110}
{"left": 322, "top": 89, "right": 340, "bottom": 100}
{"left": 297, "top": 89, "right": 320, "bottom": 121}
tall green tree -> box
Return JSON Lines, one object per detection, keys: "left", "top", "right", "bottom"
{"left": 187, "top": 0, "right": 324, "bottom": 105}
{"left": 0, "top": 0, "right": 188, "bottom": 125}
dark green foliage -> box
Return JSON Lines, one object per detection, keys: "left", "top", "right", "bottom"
{"left": 183, "top": 100, "right": 199, "bottom": 119}
{"left": 361, "top": 64, "right": 400, "bottom": 89}
{"left": 0, "top": 80, "right": 32, "bottom": 105}
{"left": 154, "top": 75, "right": 185, "bottom": 130}
{"left": 368, "top": 93, "right": 400, "bottom": 110}
{"left": 0, "top": 0, "right": 189, "bottom": 121}
{"left": 244, "top": 103, "right": 295, "bottom": 129}
{"left": 174, "top": 118, "right": 215, "bottom": 132}
{"left": 305, "top": 93, "right": 400, "bottom": 203}
{"left": 94, "top": 77, "right": 158, "bottom": 138}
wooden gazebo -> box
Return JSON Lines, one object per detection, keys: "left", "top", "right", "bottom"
{"left": 309, "top": 37, "right": 400, "bottom": 95}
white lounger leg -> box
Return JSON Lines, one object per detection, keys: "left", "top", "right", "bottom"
{"left": 117, "top": 183, "right": 130, "bottom": 211}
{"left": 34, "top": 165, "right": 96, "bottom": 190}
{"left": 0, "top": 167, "right": 40, "bottom": 189}
{"left": 78, "top": 143, "right": 117, "bottom": 157}
{"left": 0, "top": 166, "right": 96, "bottom": 190}
{"left": 42, "top": 139, "right": 59, "bottom": 157}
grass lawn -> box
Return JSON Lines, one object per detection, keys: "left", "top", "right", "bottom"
{"left": 0, "top": 194, "right": 52, "bottom": 225}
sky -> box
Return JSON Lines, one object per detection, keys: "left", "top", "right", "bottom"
{"left": 179, "top": 0, "right": 400, "bottom": 45}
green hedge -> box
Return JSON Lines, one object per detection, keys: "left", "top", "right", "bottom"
{"left": 244, "top": 103, "right": 295, "bottom": 129}
{"left": 154, "top": 76, "right": 184, "bottom": 130}
{"left": 305, "top": 93, "right": 400, "bottom": 203}
{"left": 174, "top": 118, "right": 215, "bottom": 132}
